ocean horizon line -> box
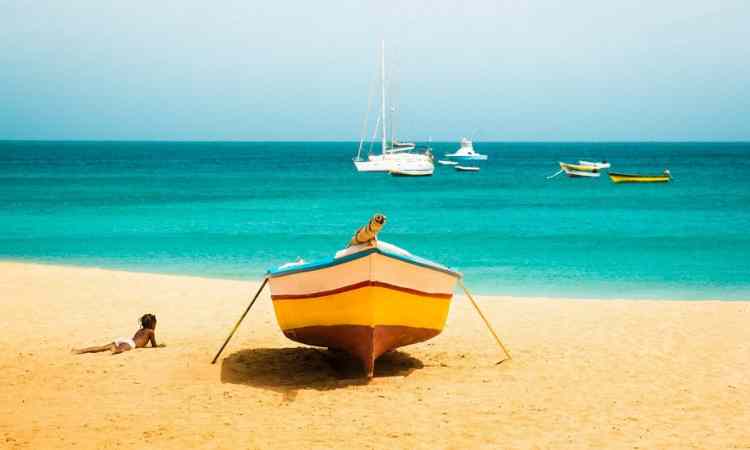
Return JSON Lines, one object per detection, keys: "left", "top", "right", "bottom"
{"left": 2, "top": 139, "right": 750, "bottom": 144}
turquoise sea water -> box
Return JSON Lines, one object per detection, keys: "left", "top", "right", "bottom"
{"left": 1, "top": 141, "right": 749, "bottom": 300}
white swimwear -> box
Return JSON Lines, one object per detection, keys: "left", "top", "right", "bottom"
{"left": 113, "top": 337, "right": 136, "bottom": 350}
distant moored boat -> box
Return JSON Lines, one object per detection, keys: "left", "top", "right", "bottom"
{"left": 609, "top": 170, "right": 671, "bottom": 184}
{"left": 353, "top": 41, "right": 433, "bottom": 173}
{"left": 559, "top": 162, "right": 600, "bottom": 178}
{"left": 454, "top": 165, "right": 480, "bottom": 172}
{"left": 444, "top": 138, "right": 488, "bottom": 161}
{"left": 578, "top": 160, "right": 610, "bottom": 169}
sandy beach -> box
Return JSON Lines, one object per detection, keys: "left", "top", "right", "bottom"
{"left": 1, "top": 261, "right": 748, "bottom": 449}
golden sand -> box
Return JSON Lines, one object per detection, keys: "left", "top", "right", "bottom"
{"left": 1, "top": 261, "right": 748, "bottom": 449}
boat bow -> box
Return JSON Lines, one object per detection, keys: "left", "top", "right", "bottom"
{"left": 267, "top": 241, "right": 460, "bottom": 377}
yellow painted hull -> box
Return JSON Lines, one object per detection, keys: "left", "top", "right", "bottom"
{"left": 272, "top": 284, "right": 451, "bottom": 331}
{"left": 609, "top": 172, "right": 670, "bottom": 183}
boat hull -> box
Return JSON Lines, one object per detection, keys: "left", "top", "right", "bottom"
{"left": 445, "top": 154, "right": 488, "bottom": 161}
{"left": 390, "top": 169, "right": 433, "bottom": 176}
{"left": 354, "top": 153, "right": 433, "bottom": 173}
{"left": 609, "top": 172, "right": 670, "bottom": 183}
{"left": 354, "top": 159, "right": 391, "bottom": 172}
{"left": 559, "top": 162, "right": 597, "bottom": 172}
{"left": 563, "top": 168, "right": 599, "bottom": 177}
{"left": 578, "top": 160, "right": 610, "bottom": 169}
{"left": 389, "top": 158, "right": 434, "bottom": 176}
{"left": 455, "top": 165, "right": 480, "bottom": 172}
{"left": 267, "top": 243, "right": 459, "bottom": 377}
{"left": 284, "top": 324, "right": 439, "bottom": 374}
{"left": 559, "top": 161, "right": 599, "bottom": 177}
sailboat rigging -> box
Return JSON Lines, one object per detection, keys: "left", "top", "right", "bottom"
{"left": 353, "top": 41, "right": 433, "bottom": 174}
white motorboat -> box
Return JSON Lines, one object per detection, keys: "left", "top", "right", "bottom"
{"left": 437, "top": 160, "right": 458, "bottom": 166}
{"left": 578, "top": 160, "right": 611, "bottom": 169}
{"left": 353, "top": 41, "right": 433, "bottom": 173}
{"left": 444, "top": 138, "right": 488, "bottom": 161}
{"left": 455, "top": 165, "right": 480, "bottom": 172}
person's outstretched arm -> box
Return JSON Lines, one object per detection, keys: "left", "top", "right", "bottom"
{"left": 148, "top": 330, "right": 165, "bottom": 348}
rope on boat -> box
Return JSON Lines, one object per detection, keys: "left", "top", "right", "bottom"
{"left": 458, "top": 279, "right": 512, "bottom": 364}
{"left": 357, "top": 69, "right": 379, "bottom": 160}
{"left": 546, "top": 169, "right": 563, "bottom": 179}
{"left": 211, "top": 277, "right": 269, "bottom": 364}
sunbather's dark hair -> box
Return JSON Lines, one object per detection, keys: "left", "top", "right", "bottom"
{"left": 140, "top": 313, "right": 157, "bottom": 329}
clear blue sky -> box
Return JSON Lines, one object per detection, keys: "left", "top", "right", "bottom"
{"left": 1, "top": 1, "right": 748, "bottom": 141}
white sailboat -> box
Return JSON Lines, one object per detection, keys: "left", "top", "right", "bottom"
{"left": 353, "top": 41, "right": 433, "bottom": 174}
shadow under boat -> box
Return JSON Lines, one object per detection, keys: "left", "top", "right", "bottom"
{"left": 220, "top": 347, "right": 423, "bottom": 394}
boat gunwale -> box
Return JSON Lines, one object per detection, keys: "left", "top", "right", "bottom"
{"left": 266, "top": 247, "right": 462, "bottom": 279}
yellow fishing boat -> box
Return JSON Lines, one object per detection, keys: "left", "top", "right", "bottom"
{"left": 266, "top": 240, "right": 461, "bottom": 377}
{"left": 609, "top": 169, "right": 671, "bottom": 183}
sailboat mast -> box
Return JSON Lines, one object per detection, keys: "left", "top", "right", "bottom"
{"left": 381, "top": 40, "right": 387, "bottom": 155}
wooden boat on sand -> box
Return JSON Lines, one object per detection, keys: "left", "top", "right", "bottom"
{"left": 266, "top": 240, "right": 461, "bottom": 377}
{"left": 609, "top": 169, "right": 671, "bottom": 183}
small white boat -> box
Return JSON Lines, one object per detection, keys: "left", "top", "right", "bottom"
{"left": 437, "top": 160, "right": 458, "bottom": 166}
{"left": 455, "top": 165, "right": 480, "bottom": 172}
{"left": 444, "top": 138, "right": 488, "bottom": 161}
{"left": 578, "top": 160, "right": 611, "bottom": 169}
{"left": 559, "top": 162, "right": 600, "bottom": 178}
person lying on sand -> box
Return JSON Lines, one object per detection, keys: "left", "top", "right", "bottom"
{"left": 72, "top": 313, "right": 166, "bottom": 355}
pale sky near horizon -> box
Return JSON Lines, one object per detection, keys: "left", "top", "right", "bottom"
{"left": 1, "top": 1, "right": 749, "bottom": 141}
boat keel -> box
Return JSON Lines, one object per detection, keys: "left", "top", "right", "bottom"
{"left": 284, "top": 324, "right": 440, "bottom": 378}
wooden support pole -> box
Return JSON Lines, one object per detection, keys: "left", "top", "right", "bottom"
{"left": 211, "top": 277, "right": 269, "bottom": 364}
{"left": 458, "top": 278, "right": 512, "bottom": 363}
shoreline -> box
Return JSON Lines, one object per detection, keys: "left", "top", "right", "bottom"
{"left": 1, "top": 257, "right": 747, "bottom": 303}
